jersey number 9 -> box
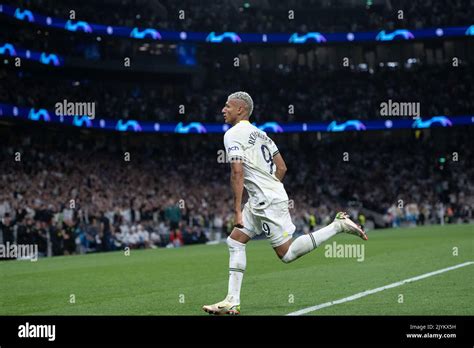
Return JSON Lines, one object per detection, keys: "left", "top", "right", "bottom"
{"left": 261, "top": 145, "right": 275, "bottom": 175}
{"left": 262, "top": 222, "right": 271, "bottom": 237}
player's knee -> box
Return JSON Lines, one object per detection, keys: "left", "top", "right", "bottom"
{"left": 227, "top": 236, "right": 245, "bottom": 251}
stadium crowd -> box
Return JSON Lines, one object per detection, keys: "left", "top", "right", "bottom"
{"left": 0, "top": 129, "right": 472, "bottom": 258}
{"left": 6, "top": 0, "right": 473, "bottom": 33}
{"left": 1, "top": 64, "right": 473, "bottom": 123}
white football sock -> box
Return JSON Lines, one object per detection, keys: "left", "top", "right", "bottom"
{"left": 282, "top": 221, "right": 340, "bottom": 263}
{"left": 226, "top": 236, "right": 246, "bottom": 304}
{"left": 313, "top": 221, "right": 340, "bottom": 246}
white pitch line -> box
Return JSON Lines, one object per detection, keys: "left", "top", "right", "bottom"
{"left": 287, "top": 261, "right": 474, "bottom": 316}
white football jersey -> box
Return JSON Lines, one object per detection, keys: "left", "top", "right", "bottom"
{"left": 224, "top": 120, "right": 289, "bottom": 209}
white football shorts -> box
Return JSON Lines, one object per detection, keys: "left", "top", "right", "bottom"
{"left": 239, "top": 200, "right": 296, "bottom": 247}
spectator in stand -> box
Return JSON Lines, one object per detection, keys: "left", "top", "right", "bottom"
{"left": 169, "top": 228, "right": 184, "bottom": 248}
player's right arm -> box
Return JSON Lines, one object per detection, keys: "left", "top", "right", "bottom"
{"left": 273, "top": 153, "right": 287, "bottom": 182}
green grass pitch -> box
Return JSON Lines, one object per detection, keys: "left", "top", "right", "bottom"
{"left": 1, "top": 224, "right": 472, "bottom": 315}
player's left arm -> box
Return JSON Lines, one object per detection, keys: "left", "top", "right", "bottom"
{"left": 269, "top": 138, "right": 286, "bottom": 181}
{"left": 273, "top": 153, "right": 287, "bottom": 182}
